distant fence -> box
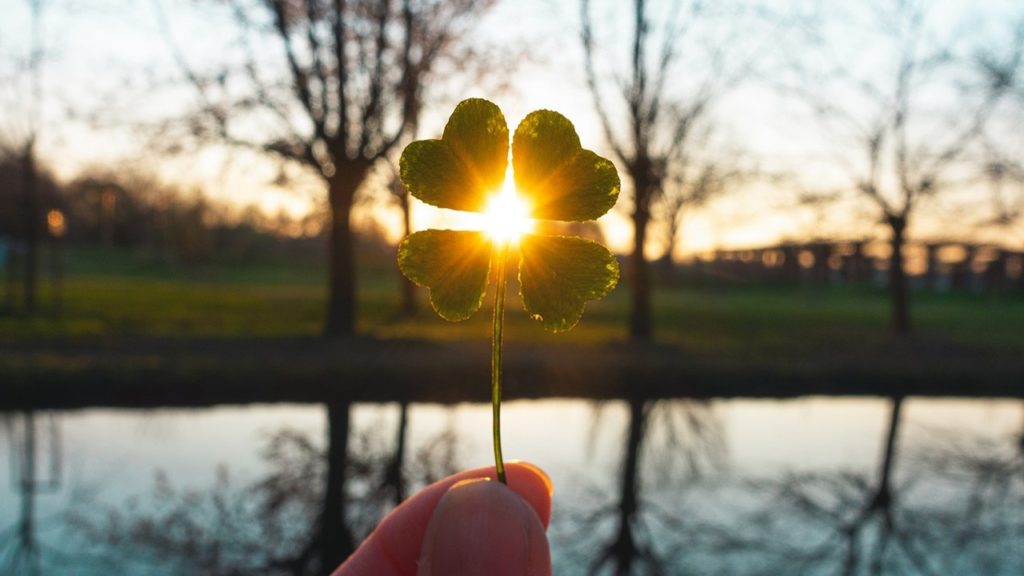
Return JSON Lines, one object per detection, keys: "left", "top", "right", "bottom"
{"left": 666, "top": 240, "right": 1024, "bottom": 293}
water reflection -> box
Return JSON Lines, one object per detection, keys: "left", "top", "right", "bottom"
{"left": 1, "top": 398, "right": 1021, "bottom": 575}
{"left": 563, "top": 396, "right": 1024, "bottom": 576}
{"left": 695, "top": 399, "right": 1024, "bottom": 576}
{"left": 1, "top": 412, "right": 62, "bottom": 576}
{"left": 59, "top": 403, "right": 460, "bottom": 575}
{"left": 705, "top": 397, "right": 912, "bottom": 575}
{"left": 320, "top": 401, "right": 352, "bottom": 570}
{"left": 579, "top": 398, "right": 724, "bottom": 575}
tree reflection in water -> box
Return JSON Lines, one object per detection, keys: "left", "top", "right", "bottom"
{"left": 1, "top": 412, "right": 62, "bottom": 576}
{"left": 36, "top": 398, "right": 1024, "bottom": 575}
{"left": 715, "top": 399, "right": 1022, "bottom": 575}
{"left": 563, "top": 396, "right": 1024, "bottom": 576}
{"left": 63, "top": 402, "right": 460, "bottom": 576}
{"left": 559, "top": 398, "right": 724, "bottom": 575}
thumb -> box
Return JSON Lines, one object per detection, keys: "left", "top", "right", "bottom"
{"left": 417, "top": 478, "right": 552, "bottom": 576}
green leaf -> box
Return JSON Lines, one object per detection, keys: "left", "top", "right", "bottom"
{"left": 512, "top": 110, "right": 620, "bottom": 221}
{"left": 398, "top": 230, "right": 493, "bottom": 321}
{"left": 518, "top": 234, "right": 619, "bottom": 332}
{"left": 400, "top": 98, "right": 508, "bottom": 213}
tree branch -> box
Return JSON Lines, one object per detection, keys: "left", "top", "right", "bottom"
{"left": 580, "top": 0, "right": 629, "bottom": 163}
{"left": 269, "top": 0, "right": 327, "bottom": 147}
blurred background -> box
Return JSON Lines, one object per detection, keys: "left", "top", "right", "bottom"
{"left": 1, "top": 0, "right": 1022, "bottom": 574}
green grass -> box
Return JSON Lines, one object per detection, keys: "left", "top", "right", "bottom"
{"left": 2, "top": 247, "right": 1023, "bottom": 356}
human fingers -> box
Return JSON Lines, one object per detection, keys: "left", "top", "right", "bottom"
{"left": 416, "top": 477, "right": 551, "bottom": 576}
{"left": 333, "top": 461, "right": 553, "bottom": 576}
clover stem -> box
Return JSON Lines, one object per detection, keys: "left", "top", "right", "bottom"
{"left": 491, "top": 240, "right": 509, "bottom": 484}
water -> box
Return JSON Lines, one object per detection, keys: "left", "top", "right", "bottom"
{"left": 1, "top": 397, "right": 1021, "bottom": 575}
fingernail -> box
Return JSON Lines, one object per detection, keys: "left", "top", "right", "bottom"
{"left": 418, "top": 479, "right": 551, "bottom": 576}
{"left": 451, "top": 477, "right": 491, "bottom": 490}
{"left": 509, "top": 460, "right": 554, "bottom": 497}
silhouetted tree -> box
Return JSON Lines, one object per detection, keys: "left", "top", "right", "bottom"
{"left": 979, "top": 151, "right": 1024, "bottom": 231}
{"left": 656, "top": 148, "right": 752, "bottom": 268}
{"left": 161, "top": 0, "right": 497, "bottom": 337}
{"left": 387, "top": 170, "right": 418, "bottom": 316}
{"left": 0, "top": 156, "right": 62, "bottom": 316}
{"left": 978, "top": 54, "right": 1024, "bottom": 240}
{"left": 0, "top": 0, "right": 46, "bottom": 315}
{"left": 783, "top": 1, "right": 1022, "bottom": 333}
{"left": 61, "top": 167, "right": 330, "bottom": 264}
{"left": 580, "top": 0, "right": 760, "bottom": 342}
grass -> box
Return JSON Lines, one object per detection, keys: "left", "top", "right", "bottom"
{"left": 2, "top": 247, "right": 1023, "bottom": 355}
{"left": 2, "top": 247, "right": 1022, "bottom": 408}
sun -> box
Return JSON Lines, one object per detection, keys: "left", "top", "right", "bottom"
{"left": 481, "top": 176, "right": 533, "bottom": 244}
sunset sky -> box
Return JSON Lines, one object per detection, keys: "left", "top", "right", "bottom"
{"left": 1, "top": 0, "right": 1021, "bottom": 258}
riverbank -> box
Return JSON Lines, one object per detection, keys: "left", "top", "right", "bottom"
{"left": 3, "top": 333, "right": 1021, "bottom": 410}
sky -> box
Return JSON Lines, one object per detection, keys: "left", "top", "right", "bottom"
{"left": 1, "top": 0, "right": 1021, "bottom": 258}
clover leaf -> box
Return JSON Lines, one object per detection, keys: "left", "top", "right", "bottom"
{"left": 397, "top": 229, "right": 492, "bottom": 322}
{"left": 519, "top": 234, "right": 620, "bottom": 332}
{"left": 400, "top": 98, "right": 508, "bottom": 213}
{"left": 398, "top": 98, "right": 621, "bottom": 332}
{"left": 397, "top": 98, "right": 621, "bottom": 484}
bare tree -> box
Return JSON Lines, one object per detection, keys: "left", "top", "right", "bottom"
{"left": 159, "top": 0, "right": 496, "bottom": 337}
{"left": 783, "top": 1, "right": 1022, "bottom": 333}
{"left": 978, "top": 44, "right": 1024, "bottom": 240}
{"left": 0, "top": 0, "right": 46, "bottom": 315}
{"left": 655, "top": 140, "right": 754, "bottom": 268}
{"left": 388, "top": 171, "right": 418, "bottom": 316}
{"left": 978, "top": 146, "right": 1024, "bottom": 233}
{"left": 580, "top": 0, "right": 759, "bottom": 342}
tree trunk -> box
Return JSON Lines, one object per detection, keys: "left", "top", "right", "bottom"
{"left": 398, "top": 191, "right": 417, "bottom": 317}
{"left": 923, "top": 243, "right": 940, "bottom": 291}
{"left": 4, "top": 247, "right": 16, "bottom": 311}
{"left": 887, "top": 216, "right": 910, "bottom": 334}
{"left": 658, "top": 216, "right": 680, "bottom": 284}
{"left": 22, "top": 145, "right": 39, "bottom": 314}
{"left": 629, "top": 174, "right": 653, "bottom": 342}
{"left": 325, "top": 170, "right": 363, "bottom": 338}
{"left": 320, "top": 401, "right": 354, "bottom": 572}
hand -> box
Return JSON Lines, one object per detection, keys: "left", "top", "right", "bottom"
{"left": 333, "top": 462, "right": 553, "bottom": 576}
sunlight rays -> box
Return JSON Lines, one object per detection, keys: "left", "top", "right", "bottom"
{"left": 480, "top": 175, "right": 534, "bottom": 244}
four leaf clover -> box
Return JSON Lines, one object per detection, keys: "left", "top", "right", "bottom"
{"left": 398, "top": 98, "right": 620, "bottom": 331}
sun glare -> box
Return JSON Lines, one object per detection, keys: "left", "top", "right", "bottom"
{"left": 481, "top": 177, "right": 533, "bottom": 244}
